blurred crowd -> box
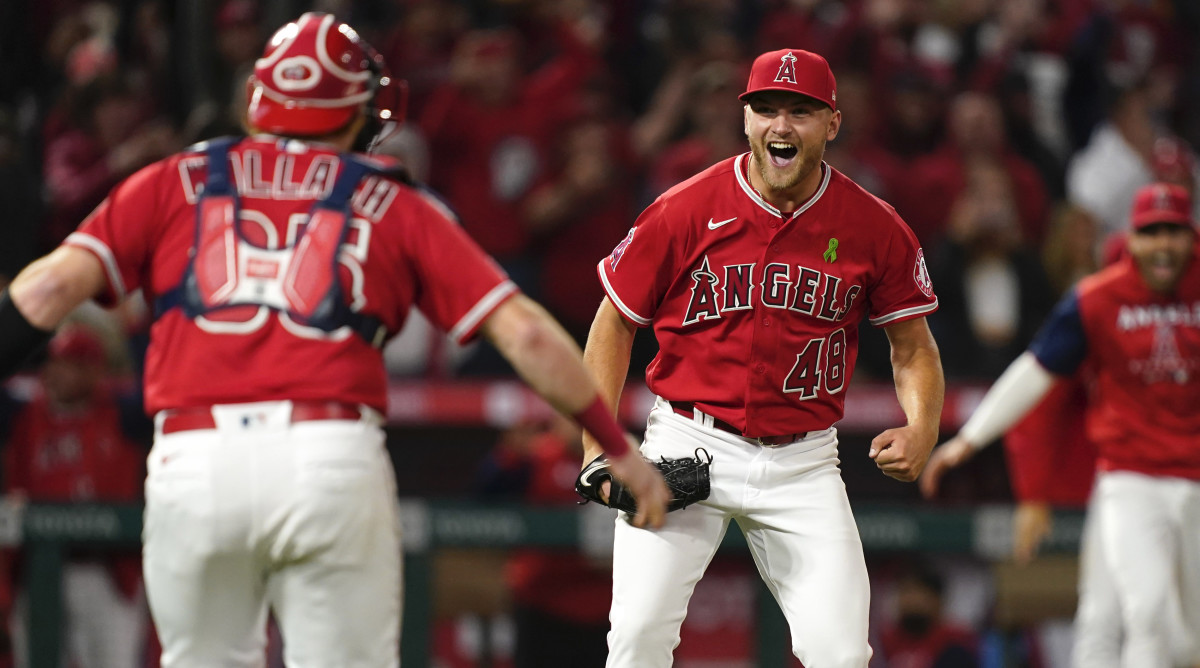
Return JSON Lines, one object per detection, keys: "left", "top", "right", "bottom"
{"left": 1, "top": 0, "right": 1198, "bottom": 381}
{"left": 0, "top": 1, "right": 1198, "bottom": 665}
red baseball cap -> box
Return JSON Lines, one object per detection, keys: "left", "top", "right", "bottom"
{"left": 48, "top": 326, "right": 106, "bottom": 365}
{"left": 1130, "top": 182, "right": 1195, "bottom": 230}
{"left": 739, "top": 49, "right": 837, "bottom": 110}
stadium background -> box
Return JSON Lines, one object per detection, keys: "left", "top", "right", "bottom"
{"left": 0, "top": 0, "right": 1198, "bottom": 666}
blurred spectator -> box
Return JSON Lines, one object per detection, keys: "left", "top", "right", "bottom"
{"left": 475, "top": 417, "right": 610, "bottom": 668}
{"left": 528, "top": 116, "right": 639, "bottom": 342}
{"left": 3, "top": 324, "right": 146, "bottom": 668}
{"left": 380, "top": 0, "right": 468, "bottom": 121}
{"left": 879, "top": 560, "right": 980, "bottom": 668}
{"left": 755, "top": 0, "right": 853, "bottom": 58}
{"left": 901, "top": 91, "right": 1050, "bottom": 247}
{"left": 1040, "top": 202, "right": 1100, "bottom": 297}
{"left": 822, "top": 69, "right": 904, "bottom": 204}
{"left": 926, "top": 158, "right": 1055, "bottom": 380}
{"left": 959, "top": 0, "right": 1090, "bottom": 156}
{"left": 646, "top": 60, "right": 748, "bottom": 199}
{"left": 41, "top": 74, "right": 178, "bottom": 251}
{"left": 1061, "top": 0, "right": 1188, "bottom": 153}
{"left": 419, "top": 23, "right": 599, "bottom": 290}
{"left": 874, "top": 64, "right": 948, "bottom": 161}
{"left": 1065, "top": 79, "right": 1189, "bottom": 239}
{"left": 187, "top": 0, "right": 264, "bottom": 140}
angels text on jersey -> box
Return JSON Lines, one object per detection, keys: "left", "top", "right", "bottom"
{"left": 682, "top": 255, "right": 861, "bottom": 326}
{"left": 1117, "top": 301, "right": 1200, "bottom": 384}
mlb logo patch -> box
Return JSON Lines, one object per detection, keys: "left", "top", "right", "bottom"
{"left": 608, "top": 227, "right": 636, "bottom": 270}
{"left": 913, "top": 249, "right": 934, "bottom": 297}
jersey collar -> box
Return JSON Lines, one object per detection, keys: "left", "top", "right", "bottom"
{"left": 735, "top": 153, "right": 831, "bottom": 219}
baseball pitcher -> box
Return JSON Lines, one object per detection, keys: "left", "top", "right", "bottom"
{"left": 582, "top": 49, "right": 944, "bottom": 667}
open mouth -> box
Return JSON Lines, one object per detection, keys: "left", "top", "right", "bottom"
{"left": 1146, "top": 254, "right": 1181, "bottom": 283}
{"left": 767, "top": 141, "right": 798, "bottom": 167}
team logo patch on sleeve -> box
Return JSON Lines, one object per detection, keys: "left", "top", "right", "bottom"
{"left": 913, "top": 249, "right": 934, "bottom": 297}
{"left": 608, "top": 227, "right": 636, "bottom": 270}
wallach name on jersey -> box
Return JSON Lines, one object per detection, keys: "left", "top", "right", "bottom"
{"left": 682, "top": 255, "right": 861, "bottom": 326}
{"left": 1117, "top": 302, "right": 1200, "bottom": 331}
{"left": 176, "top": 149, "right": 400, "bottom": 222}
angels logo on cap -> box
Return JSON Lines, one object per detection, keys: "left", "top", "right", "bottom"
{"left": 1130, "top": 182, "right": 1194, "bottom": 230}
{"left": 774, "top": 52, "right": 798, "bottom": 84}
{"left": 740, "top": 49, "right": 837, "bottom": 111}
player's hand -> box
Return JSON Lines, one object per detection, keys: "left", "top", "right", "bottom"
{"left": 605, "top": 446, "right": 670, "bottom": 529}
{"left": 918, "top": 436, "right": 977, "bottom": 498}
{"left": 1013, "top": 502, "right": 1053, "bottom": 565}
{"left": 868, "top": 424, "right": 936, "bottom": 482}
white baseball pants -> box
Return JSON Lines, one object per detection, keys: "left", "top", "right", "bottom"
{"left": 1094, "top": 470, "right": 1200, "bottom": 668}
{"left": 606, "top": 398, "right": 871, "bottom": 668}
{"left": 1072, "top": 487, "right": 1198, "bottom": 668}
{"left": 1072, "top": 499, "right": 1122, "bottom": 668}
{"left": 10, "top": 563, "right": 146, "bottom": 668}
{"left": 142, "top": 401, "right": 402, "bottom": 668}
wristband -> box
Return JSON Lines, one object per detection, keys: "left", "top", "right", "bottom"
{"left": 0, "top": 288, "right": 54, "bottom": 379}
{"left": 572, "top": 396, "right": 631, "bottom": 458}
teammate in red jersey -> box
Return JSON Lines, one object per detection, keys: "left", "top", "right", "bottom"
{"left": 4, "top": 325, "right": 146, "bottom": 668}
{"left": 0, "top": 12, "right": 668, "bottom": 666}
{"left": 922, "top": 182, "right": 1200, "bottom": 667}
{"left": 584, "top": 49, "right": 944, "bottom": 667}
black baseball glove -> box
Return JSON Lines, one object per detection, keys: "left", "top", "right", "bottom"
{"left": 575, "top": 448, "right": 713, "bottom": 514}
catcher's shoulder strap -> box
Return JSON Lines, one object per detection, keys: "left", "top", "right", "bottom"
{"left": 154, "top": 137, "right": 388, "bottom": 346}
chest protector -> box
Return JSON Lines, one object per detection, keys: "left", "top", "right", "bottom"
{"left": 156, "top": 138, "right": 388, "bottom": 345}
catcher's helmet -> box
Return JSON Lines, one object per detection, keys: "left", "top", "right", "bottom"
{"left": 246, "top": 12, "right": 405, "bottom": 139}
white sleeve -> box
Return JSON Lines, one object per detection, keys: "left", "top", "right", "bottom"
{"left": 959, "top": 352, "right": 1057, "bottom": 450}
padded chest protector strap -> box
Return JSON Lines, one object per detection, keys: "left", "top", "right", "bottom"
{"left": 155, "top": 138, "right": 387, "bottom": 346}
{"left": 190, "top": 138, "right": 240, "bottom": 311}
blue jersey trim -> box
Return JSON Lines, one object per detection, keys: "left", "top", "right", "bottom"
{"left": 1028, "top": 289, "right": 1087, "bottom": 375}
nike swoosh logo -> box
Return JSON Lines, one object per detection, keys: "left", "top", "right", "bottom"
{"left": 707, "top": 217, "right": 737, "bottom": 230}
{"left": 578, "top": 459, "right": 610, "bottom": 488}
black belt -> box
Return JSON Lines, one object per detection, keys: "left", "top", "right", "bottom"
{"left": 668, "top": 401, "right": 808, "bottom": 446}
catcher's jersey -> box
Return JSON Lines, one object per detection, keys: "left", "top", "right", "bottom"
{"left": 598, "top": 155, "right": 937, "bottom": 436}
{"left": 1030, "top": 252, "right": 1200, "bottom": 479}
{"left": 68, "top": 135, "right": 516, "bottom": 414}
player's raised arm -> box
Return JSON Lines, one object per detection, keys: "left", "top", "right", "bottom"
{"left": 480, "top": 293, "right": 670, "bottom": 529}
{"left": 0, "top": 246, "right": 109, "bottom": 378}
{"left": 868, "top": 316, "right": 944, "bottom": 482}
{"left": 918, "top": 351, "right": 1058, "bottom": 498}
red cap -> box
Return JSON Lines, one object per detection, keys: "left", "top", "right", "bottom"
{"left": 739, "top": 49, "right": 836, "bottom": 110}
{"left": 48, "top": 326, "right": 106, "bottom": 365}
{"left": 1130, "top": 183, "right": 1194, "bottom": 230}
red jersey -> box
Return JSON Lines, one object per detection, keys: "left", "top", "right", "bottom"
{"left": 1002, "top": 375, "right": 1096, "bottom": 505}
{"left": 67, "top": 135, "right": 516, "bottom": 414}
{"left": 1029, "top": 252, "right": 1200, "bottom": 479}
{"left": 597, "top": 155, "right": 938, "bottom": 436}
{"left": 504, "top": 433, "right": 611, "bottom": 625}
{"left": 5, "top": 390, "right": 142, "bottom": 502}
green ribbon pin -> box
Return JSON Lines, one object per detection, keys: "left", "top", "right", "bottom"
{"left": 823, "top": 238, "right": 839, "bottom": 263}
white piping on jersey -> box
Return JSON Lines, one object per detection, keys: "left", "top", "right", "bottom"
{"left": 65, "top": 232, "right": 127, "bottom": 300}
{"left": 733, "top": 153, "right": 831, "bottom": 219}
{"left": 449, "top": 280, "right": 519, "bottom": 343}
{"left": 598, "top": 261, "right": 652, "bottom": 326}
{"left": 869, "top": 299, "right": 939, "bottom": 326}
